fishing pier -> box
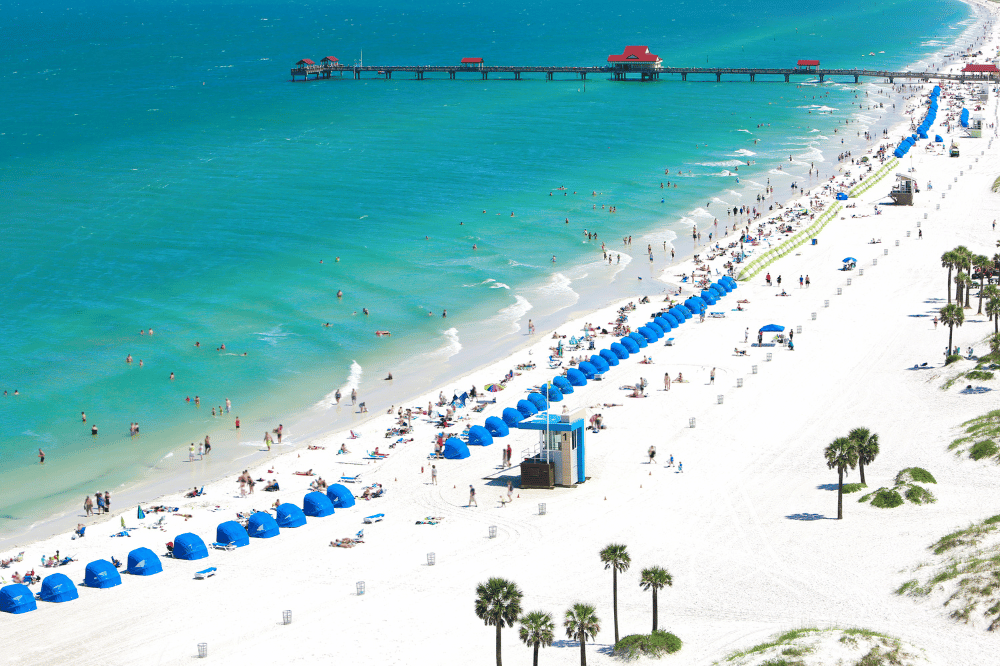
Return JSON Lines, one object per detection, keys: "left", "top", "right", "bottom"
{"left": 292, "top": 48, "right": 999, "bottom": 85}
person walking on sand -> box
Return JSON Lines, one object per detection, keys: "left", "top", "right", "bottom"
{"left": 507, "top": 480, "right": 514, "bottom": 502}
{"left": 96, "top": 492, "right": 105, "bottom": 514}
{"left": 189, "top": 443, "right": 195, "bottom": 463}
{"left": 678, "top": 462, "right": 683, "bottom": 473}
{"left": 668, "top": 454, "right": 674, "bottom": 468}
{"left": 335, "top": 389, "right": 341, "bottom": 405}
{"left": 84, "top": 495, "right": 93, "bottom": 517}
{"left": 664, "top": 372, "right": 671, "bottom": 391}
{"left": 351, "top": 388, "right": 357, "bottom": 406}
{"left": 648, "top": 445, "right": 656, "bottom": 463}
{"left": 104, "top": 491, "right": 111, "bottom": 514}
{"left": 431, "top": 465, "right": 438, "bottom": 485}
{"left": 933, "top": 316, "right": 938, "bottom": 329}
{"left": 468, "top": 485, "right": 477, "bottom": 507}
{"left": 710, "top": 367, "right": 716, "bottom": 385}
{"left": 506, "top": 443, "right": 512, "bottom": 468}
{"left": 745, "top": 327, "right": 749, "bottom": 343}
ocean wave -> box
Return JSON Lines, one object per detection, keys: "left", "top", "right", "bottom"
{"left": 705, "top": 171, "right": 736, "bottom": 177}
{"left": 490, "top": 282, "right": 510, "bottom": 289}
{"left": 711, "top": 196, "right": 730, "bottom": 206}
{"left": 696, "top": 160, "right": 744, "bottom": 167}
{"left": 494, "top": 294, "right": 533, "bottom": 333}
{"left": 508, "top": 259, "right": 539, "bottom": 268}
{"left": 727, "top": 189, "right": 743, "bottom": 198}
{"left": 767, "top": 169, "right": 791, "bottom": 176}
{"left": 440, "top": 327, "right": 462, "bottom": 357}
{"left": 688, "top": 207, "right": 715, "bottom": 218}
{"left": 315, "top": 360, "right": 364, "bottom": 408}
{"left": 736, "top": 129, "right": 752, "bottom": 134}
{"left": 255, "top": 325, "right": 297, "bottom": 346}
{"left": 733, "top": 149, "right": 756, "bottom": 156}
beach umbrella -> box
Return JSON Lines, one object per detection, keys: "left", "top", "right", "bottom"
{"left": 137, "top": 505, "right": 145, "bottom": 520}
{"left": 483, "top": 383, "right": 502, "bottom": 393}
{"left": 637, "top": 327, "right": 657, "bottom": 343}
{"left": 654, "top": 316, "right": 673, "bottom": 331}
{"left": 759, "top": 324, "right": 785, "bottom": 333}
{"left": 527, "top": 392, "right": 548, "bottom": 410}
{"left": 842, "top": 257, "right": 857, "bottom": 263}
{"left": 545, "top": 384, "right": 563, "bottom": 402}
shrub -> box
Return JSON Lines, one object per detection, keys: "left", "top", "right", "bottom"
{"left": 967, "top": 370, "right": 995, "bottom": 381}
{"left": 870, "top": 488, "right": 904, "bottom": 509}
{"left": 985, "top": 515, "right": 1000, "bottom": 525}
{"left": 970, "top": 439, "right": 999, "bottom": 461}
{"left": 946, "top": 354, "right": 963, "bottom": 365}
{"left": 842, "top": 483, "right": 867, "bottom": 494}
{"left": 905, "top": 485, "right": 936, "bottom": 504}
{"left": 895, "top": 467, "right": 936, "bottom": 484}
{"left": 614, "top": 631, "right": 682, "bottom": 660}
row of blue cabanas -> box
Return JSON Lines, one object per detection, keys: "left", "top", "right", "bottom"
{"left": 0, "top": 486, "right": 359, "bottom": 614}
{"left": 441, "top": 276, "right": 739, "bottom": 463}
{"left": 894, "top": 87, "right": 941, "bottom": 156}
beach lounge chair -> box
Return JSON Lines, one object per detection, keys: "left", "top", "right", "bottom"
{"left": 194, "top": 567, "right": 217, "bottom": 580}
{"left": 210, "top": 541, "right": 237, "bottom": 551}
{"left": 340, "top": 474, "right": 361, "bottom": 483}
{"left": 355, "top": 529, "right": 364, "bottom": 542}
{"left": 665, "top": 338, "right": 675, "bottom": 346}
{"left": 709, "top": 312, "right": 725, "bottom": 318}
{"left": 363, "top": 513, "right": 385, "bottom": 524}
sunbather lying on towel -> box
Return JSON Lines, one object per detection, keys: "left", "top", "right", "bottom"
{"left": 360, "top": 485, "right": 384, "bottom": 500}
{"left": 734, "top": 348, "right": 748, "bottom": 356}
{"left": 293, "top": 469, "right": 314, "bottom": 476}
{"left": 307, "top": 445, "right": 325, "bottom": 450}
{"left": 330, "top": 538, "right": 359, "bottom": 548}
{"left": 415, "top": 519, "right": 440, "bottom": 525}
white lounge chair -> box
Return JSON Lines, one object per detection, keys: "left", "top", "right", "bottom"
{"left": 210, "top": 541, "right": 236, "bottom": 551}
{"left": 363, "top": 513, "right": 385, "bottom": 524}
{"left": 194, "top": 567, "right": 217, "bottom": 580}
{"left": 341, "top": 474, "right": 361, "bottom": 483}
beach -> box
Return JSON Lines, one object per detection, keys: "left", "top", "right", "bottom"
{"left": 6, "top": 1, "right": 1000, "bottom": 664}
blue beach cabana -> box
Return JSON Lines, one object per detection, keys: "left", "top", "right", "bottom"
{"left": 527, "top": 392, "right": 548, "bottom": 410}
{"left": 39, "top": 573, "right": 78, "bottom": 603}
{"left": 567, "top": 367, "right": 589, "bottom": 385}
{"left": 602, "top": 347, "right": 623, "bottom": 364}
{"left": 609, "top": 342, "right": 630, "bottom": 359}
{"left": 516, "top": 399, "right": 538, "bottom": 418}
{"left": 589, "top": 355, "right": 610, "bottom": 373}
{"left": 620, "top": 336, "right": 640, "bottom": 353}
{"left": 646, "top": 321, "right": 664, "bottom": 337}
{"left": 552, "top": 376, "right": 574, "bottom": 394}
{"left": 654, "top": 316, "right": 672, "bottom": 332}
{"left": 0, "top": 584, "right": 36, "bottom": 614}
{"left": 327, "top": 483, "right": 356, "bottom": 509}
{"left": 628, "top": 331, "right": 648, "bottom": 348}
{"left": 173, "top": 533, "right": 209, "bottom": 560}
{"left": 126, "top": 547, "right": 162, "bottom": 576}
{"left": 700, "top": 290, "right": 718, "bottom": 305}
{"left": 501, "top": 407, "right": 524, "bottom": 427}
{"left": 247, "top": 512, "right": 280, "bottom": 538}
{"left": 637, "top": 327, "right": 657, "bottom": 343}
{"left": 276, "top": 503, "right": 307, "bottom": 528}
{"left": 84, "top": 559, "right": 122, "bottom": 589}
{"left": 545, "top": 384, "right": 563, "bottom": 402}
{"left": 444, "top": 437, "right": 470, "bottom": 459}
{"left": 216, "top": 520, "right": 251, "bottom": 546}
{"left": 721, "top": 276, "right": 737, "bottom": 290}
{"left": 303, "top": 491, "right": 336, "bottom": 518}
{"left": 670, "top": 306, "right": 689, "bottom": 321}
{"left": 485, "top": 416, "right": 509, "bottom": 437}
{"left": 468, "top": 425, "right": 494, "bottom": 446}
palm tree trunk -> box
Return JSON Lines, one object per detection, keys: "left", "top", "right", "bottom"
{"left": 947, "top": 267, "right": 952, "bottom": 303}
{"left": 496, "top": 624, "right": 502, "bottom": 666}
{"left": 949, "top": 324, "right": 954, "bottom": 354}
{"left": 652, "top": 588, "right": 659, "bottom": 632}
{"left": 533, "top": 643, "right": 539, "bottom": 666}
{"left": 859, "top": 461, "right": 866, "bottom": 486}
{"left": 580, "top": 636, "right": 587, "bottom": 666}
{"left": 837, "top": 468, "right": 844, "bottom": 520}
{"left": 995, "top": 315, "right": 998, "bottom": 335}
{"left": 612, "top": 568, "right": 619, "bottom": 643}
{"left": 979, "top": 277, "right": 985, "bottom": 314}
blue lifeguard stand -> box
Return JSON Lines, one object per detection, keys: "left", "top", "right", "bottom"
{"left": 516, "top": 410, "right": 587, "bottom": 488}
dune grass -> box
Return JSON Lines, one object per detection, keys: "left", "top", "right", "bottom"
{"left": 858, "top": 468, "right": 935, "bottom": 508}
{"left": 614, "top": 630, "right": 682, "bottom": 660}
{"left": 718, "top": 628, "right": 916, "bottom": 666}
{"left": 895, "top": 467, "right": 936, "bottom": 485}
{"left": 947, "top": 409, "right": 1000, "bottom": 462}
{"left": 841, "top": 482, "right": 867, "bottom": 494}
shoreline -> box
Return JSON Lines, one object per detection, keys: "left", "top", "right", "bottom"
{"left": 1, "top": 1, "right": 987, "bottom": 551}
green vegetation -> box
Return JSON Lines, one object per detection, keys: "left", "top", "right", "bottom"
{"left": 970, "top": 439, "right": 999, "bottom": 460}
{"left": 613, "top": 631, "right": 682, "bottom": 660}
{"left": 564, "top": 603, "right": 600, "bottom": 666}
{"left": 992, "top": 175, "right": 1000, "bottom": 193}
{"left": 842, "top": 483, "right": 867, "bottom": 494}
{"left": 904, "top": 485, "right": 936, "bottom": 505}
{"left": 944, "top": 353, "right": 963, "bottom": 366}
{"left": 825, "top": 436, "right": 858, "bottom": 520}
{"left": 966, "top": 370, "right": 995, "bottom": 381}
{"left": 475, "top": 577, "right": 524, "bottom": 666}
{"left": 720, "top": 628, "right": 820, "bottom": 661}
{"left": 898, "top": 514, "right": 1000, "bottom": 631}
{"left": 895, "top": 467, "right": 936, "bottom": 484}
{"left": 519, "top": 611, "right": 555, "bottom": 666}
{"left": 718, "top": 628, "right": 917, "bottom": 665}
{"left": 858, "top": 467, "right": 935, "bottom": 508}
{"left": 946, "top": 409, "right": 1000, "bottom": 462}
{"left": 866, "top": 487, "right": 904, "bottom": 508}
{"left": 639, "top": 565, "right": 674, "bottom": 632}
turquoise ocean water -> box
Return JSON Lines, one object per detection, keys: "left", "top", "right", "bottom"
{"left": 0, "top": 0, "right": 975, "bottom": 539}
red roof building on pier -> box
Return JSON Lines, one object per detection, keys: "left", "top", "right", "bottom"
{"left": 962, "top": 63, "right": 999, "bottom": 74}
{"left": 797, "top": 59, "right": 820, "bottom": 69}
{"left": 296, "top": 58, "right": 315, "bottom": 67}
{"left": 320, "top": 56, "right": 339, "bottom": 66}
{"left": 608, "top": 46, "right": 662, "bottom": 70}
{"left": 461, "top": 57, "right": 484, "bottom": 69}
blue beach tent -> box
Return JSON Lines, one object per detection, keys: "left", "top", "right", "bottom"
{"left": 722, "top": 276, "right": 738, "bottom": 289}
{"left": 609, "top": 342, "right": 630, "bottom": 359}
{"left": 935, "top": 135, "right": 944, "bottom": 142}
{"left": 700, "top": 290, "right": 718, "bottom": 305}
{"left": 654, "top": 316, "right": 672, "bottom": 331}
{"left": 552, "top": 376, "right": 574, "bottom": 394}
{"left": 671, "top": 306, "right": 690, "bottom": 321}
{"left": 662, "top": 312, "right": 681, "bottom": 328}
{"left": 637, "top": 327, "right": 657, "bottom": 343}
{"left": 516, "top": 399, "right": 538, "bottom": 418}
{"left": 527, "top": 392, "right": 548, "bottom": 410}
{"left": 0, "top": 584, "right": 36, "bottom": 614}
{"left": 589, "top": 355, "right": 610, "bottom": 372}
{"left": 567, "top": 367, "right": 589, "bottom": 384}
{"left": 39, "top": 573, "right": 79, "bottom": 603}
{"left": 545, "top": 385, "right": 564, "bottom": 402}
{"left": 759, "top": 324, "right": 785, "bottom": 333}
{"left": 327, "top": 483, "right": 356, "bottom": 509}
{"left": 275, "top": 503, "right": 307, "bottom": 528}
{"left": 173, "top": 533, "right": 209, "bottom": 560}
{"left": 485, "top": 416, "right": 509, "bottom": 437}
{"left": 303, "top": 492, "right": 336, "bottom": 518}
{"left": 601, "top": 347, "right": 622, "bottom": 365}
{"left": 620, "top": 336, "right": 640, "bottom": 354}
{"left": 84, "top": 559, "right": 122, "bottom": 589}
{"left": 216, "top": 520, "right": 251, "bottom": 546}
{"left": 628, "top": 332, "right": 648, "bottom": 348}
{"left": 501, "top": 407, "right": 524, "bottom": 427}
{"left": 646, "top": 321, "right": 664, "bottom": 337}
{"left": 444, "top": 437, "right": 470, "bottom": 459}
{"left": 709, "top": 284, "right": 726, "bottom": 298}
{"left": 126, "top": 547, "right": 162, "bottom": 576}
{"left": 247, "top": 512, "right": 280, "bottom": 539}
{"left": 468, "top": 425, "right": 494, "bottom": 446}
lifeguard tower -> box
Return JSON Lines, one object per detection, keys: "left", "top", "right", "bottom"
{"left": 970, "top": 114, "right": 984, "bottom": 138}
{"left": 517, "top": 409, "right": 587, "bottom": 489}
{"left": 889, "top": 174, "right": 915, "bottom": 206}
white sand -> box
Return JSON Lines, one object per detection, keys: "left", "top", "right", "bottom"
{"left": 6, "top": 8, "right": 1000, "bottom": 665}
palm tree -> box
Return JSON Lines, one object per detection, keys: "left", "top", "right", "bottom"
{"left": 990, "top": 332, "right": 1000, "bottom": 359}
{"left": 939, "top": 303, "right": 965, "bottom": 355}
{"left": 519, "top": 611, "right": 555, "bottom": 666}
{"left": 824, "top": 436, "right": 858, "bottom": 520}
{"left": 639, "top": 566, "right": 674, "bottom": 632}
{"left": 956, "top": 273, "right": 974, "bottom": 309}
{"left": 988, "top": 297, "right": 1000, "bottom": 335}
{"left": 975, "top": 255, "right": 992, "bottom": 314}
{"left": 849, "top": 427, "right": 880, "bottom": 486}
{"left": 984, "top": 285, "right": 1000, "bottom": 332}
{"left": 475, "top": 577, "right": 524, "bottom": 666}
{"left": 564, "top": 603, "right": 600, "bottom": 666}
{"left": 955, "top": 247, "right": 973, "bottom": 308}
{"left": 599, "top": 543, "right": 630, "bottom": 644}
{"left": 942, "top": 250, "right": 958, "bottom": 303}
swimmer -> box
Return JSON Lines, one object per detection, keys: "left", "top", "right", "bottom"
{"left": 442, "top": 310, "right": 447, "bottom": 318}
{"left": 170, "top": 372, "right": 174, "bottom": 380}
{"left": 363, "top": 308, "right": 369, "bottom": 316}
{"left": 81, "top": 411, "right": 86, "bottom": 423}
{"left": 126, "top": 354, "right": 132, "bottom": 364}
{"left": 195, "top": 342, "right": 200, "bottom": 347}
{"left": 337, "top": 290, "right": 343, "bottom": 298}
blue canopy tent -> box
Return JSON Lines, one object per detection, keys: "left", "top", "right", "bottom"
{"left": 689, "top": 296, "right": 709, "bottom": 311}
{"left": 485, "top": 416, "right": 510, "bottom": 437}
{"left": 276, "top": 503, "right": 307, "bottom": 528}
{"left": 716, "top": 279, "right": 733, "bottom": 293}
{"left": 527, "top": 392, "right": 548, "bottom": 410}
{"left": 670, "top": 306, "right": 690, "bottom": 321}
{"left": 700, "top": 290, "right": 718, "bottom": 305}
{"left": 216, "top": 520, "right": 251, "bottom": 546}
{"left": 173, "top": 532, "right": 209, "bottom": 560}
{"left": 709, "top": 284, "right": 726, "bottom": 298}
{"left": 126, "top": 547, "right": 162, "bottom": 575}
{"left": 327, "top": 484, "right": 356, "bottom": 509}
{"left": 645, "top": 322, "right": 664, "bottom": 338}
{"left": 662, "top": 312, "right": 681, "bottom": 327}
{"left": 683, "top": 299, "right": 702, "bottom": 316}
{"left": 654, "top": 316, "right": 672, "bottom": 331}
{"left": 551, "top": 376, "right": 574, "bottom": 394}
{"left": 516, "top": 399, "right": 539, "bottom": 418}
{"left": 721, "top": 276, "right": 737, "bottom": 289}
{"left": 247, "top": 512, "right": 280, "bottom": 538}
{"left": 609, "top": 342, "right": 630, "bottom": 359}
{"left": 759, "top": 324, "right": 785, "bottom": 333}
{"left": 935, "top": 135, "right": 944, "bottom": 142}
{"left": 502, "top": 407, "right": 525, "bottom": 426}
{"left": 620, "top": 336, "right": 640, "bottom": 354}
{"left": 0, "top": 584, "right": 36, "bottom": 614}
{"left": 468, "top": 425, "right": 494, "bottom": 446}
{"left": 589, "top": 355, "right": 610, "bottom": 373}
{"left": 567, "top": 367, "right": 589, "bottom": 384}
{"left": 39, "top": 573, "right": 79, "bottom": 603}
{"left": 303, "top": 492, "right": 336, "bottom": 518}
{"left": 627, "top": 332, "right": 648, "bottom": 348}
{"left": 444, "top": 437, "right": 471, "bottom": 459}
{"left": 636, "top": 327, "right": 657, "bottom": 343}
{"left": 599, "top": 348, "right": 620, "bottom": 365}
{"left": 545, "top": 384, "right": 564, "bottom": 402}
{"left": 84, "top": 559, "right": 122, "bottom": 589}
